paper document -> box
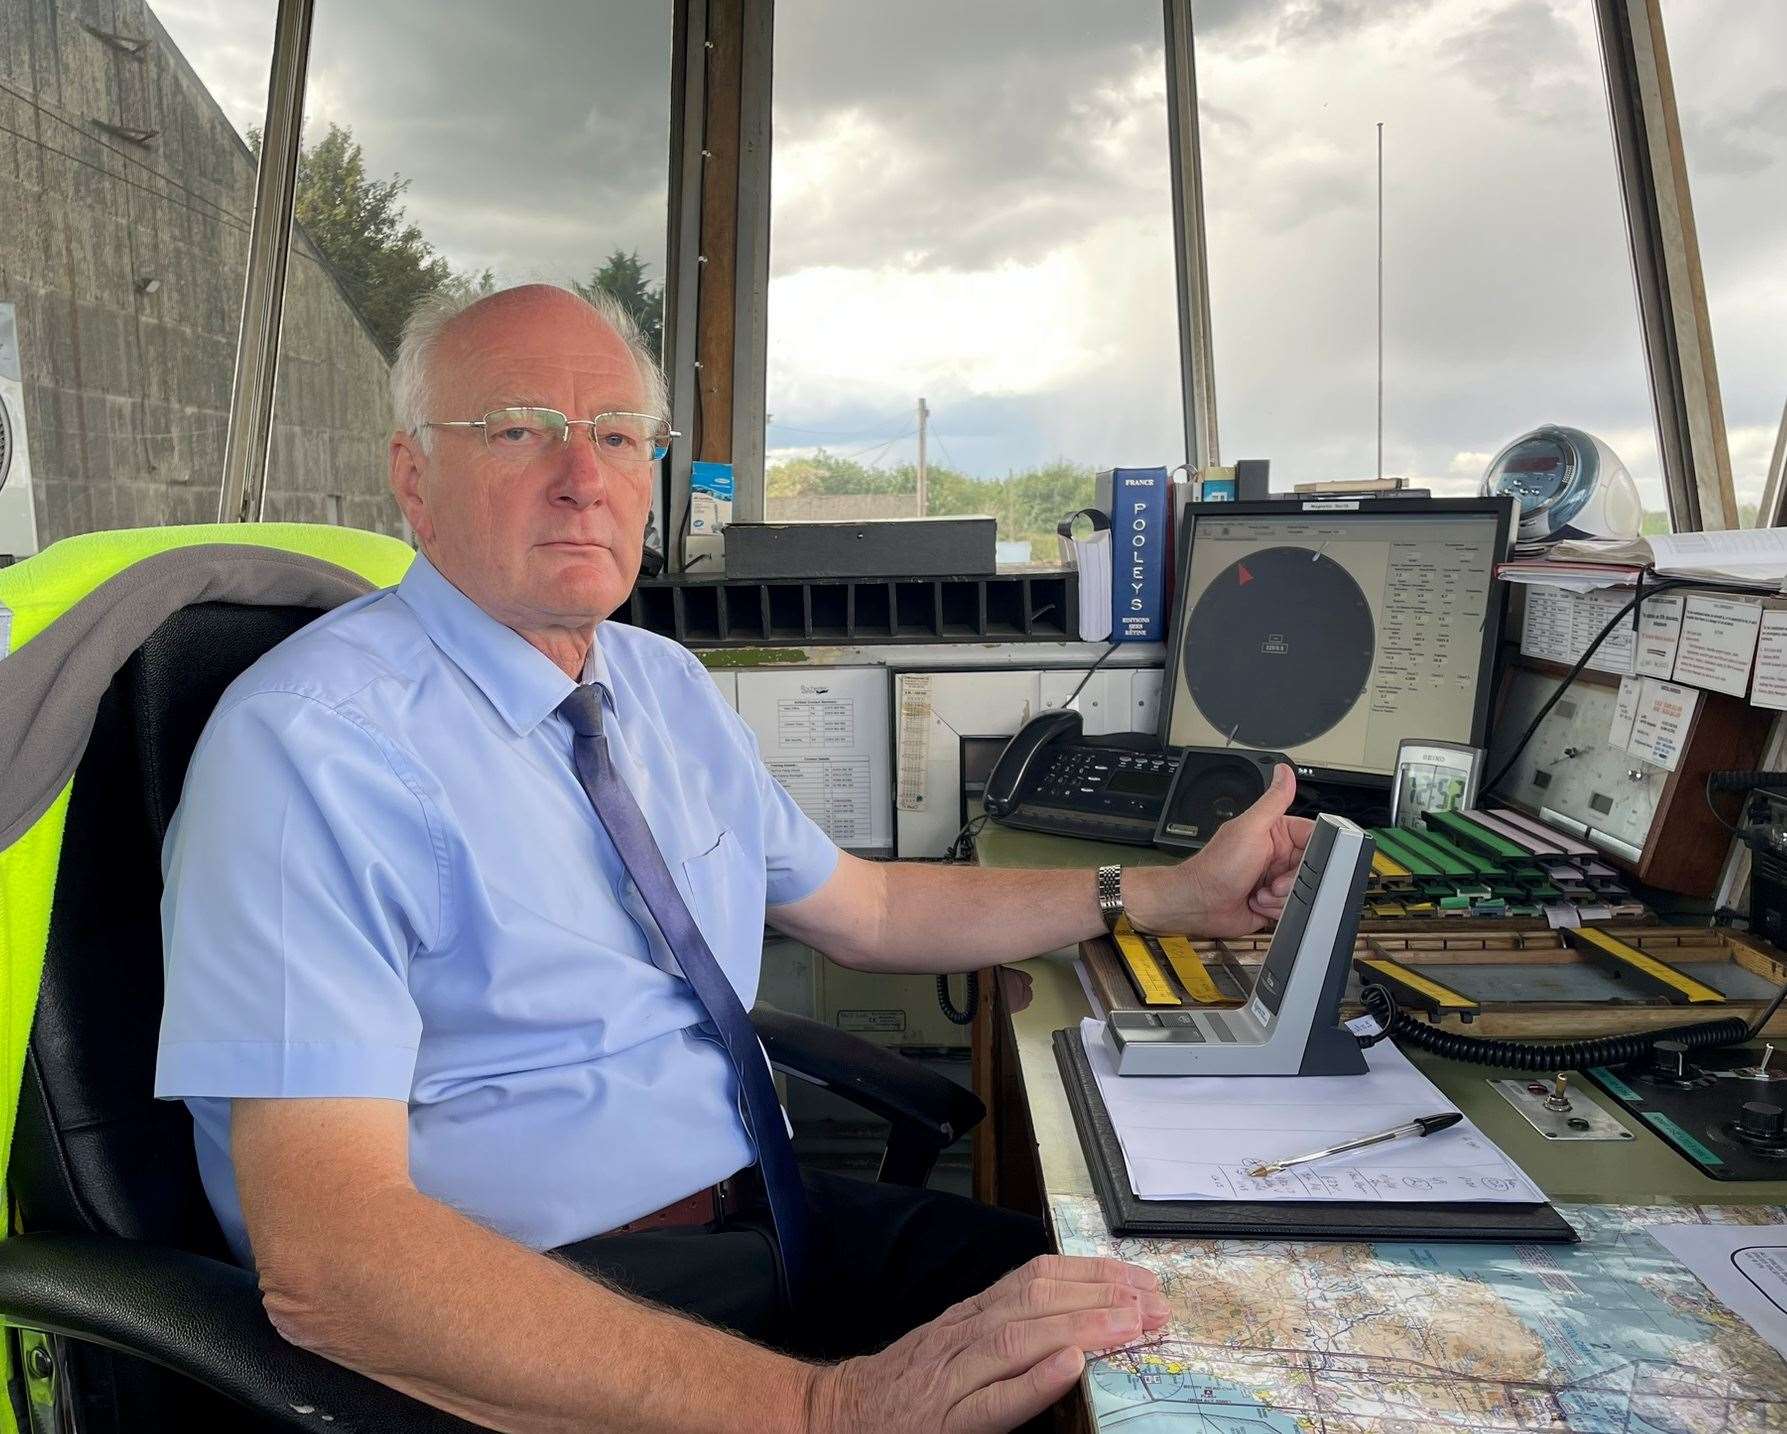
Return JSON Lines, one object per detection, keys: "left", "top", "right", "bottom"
{"left": 1634, "top": 593, "right": 1684, "bottom": 678}
{"left": 1645, "top": 1223, "right": 1787, "bottom": 1360}
{"left": 1755, "top": 606, "right": 1787, "bottom": 712}
{"left": 737, "top": 669, "right": 891, "bottom": 850}
{"left": 1609, "top": 675, "right": 1642, "bottom": 749}
{"left": 1648, "top": 528, "right": 1787, "bottom": 586}
{"left": 1547, "top": 529, "right": 1787, "bottom": 587}
{"left": 1057, "top": 517, "right": 1113, "bottom": 641}
{"left": 1520, "top": 586, "right": 1635, "bottom": 674}
{"left": 1625, "top": 678, "right": 1698, "bottom": 772}
{"left": 1495, "top": 562, "right": 1644, "bottom": 593}
{"left": 1672, "top": 594, "right": 1762, "bottom": 696}
{"left": 1077, "top": 1019, "right": 1545, "bottom": 1204}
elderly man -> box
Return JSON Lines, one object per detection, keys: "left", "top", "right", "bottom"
{"left": 156, "top": 284, "right": 1311, "bottom": 1432}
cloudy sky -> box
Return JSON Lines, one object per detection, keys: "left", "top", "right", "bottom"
{"left": 156, "top": 0, "right": 1782, "bottom": 522}
{"left": 153, "top": 0, "right": 674, "bottom": 291}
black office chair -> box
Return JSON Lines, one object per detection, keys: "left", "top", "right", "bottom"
{"left": 0, "top": 599, "right": 984, "bottom": 1433}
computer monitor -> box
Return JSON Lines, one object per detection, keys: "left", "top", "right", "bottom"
{"left": 1158, "top": 497, "right": 1515, "bottom": 786}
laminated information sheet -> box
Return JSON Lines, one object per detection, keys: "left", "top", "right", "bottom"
{"left": 1521, "top": 586, "right": 1635, "bottom": 674}
{"left": 1635, "top": 593, "right": 1685, "bottom": 678}
{"left": 1625, "top": 678, "right": 1699, "bottom": 771}
{"left": 1753, "top": 606, "right": 1787, "bottom": 712}
{"left": 1673, "top": 594, "right": 1763, "bottom": 697}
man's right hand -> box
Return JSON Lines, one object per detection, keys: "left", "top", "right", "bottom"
{"left": 806, "top": 1254, "right": 1171, "bottom": 1433}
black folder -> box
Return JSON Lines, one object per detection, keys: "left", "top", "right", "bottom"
{"left": 1052, "top": 1028, "right": 1579, "bottom": 1244}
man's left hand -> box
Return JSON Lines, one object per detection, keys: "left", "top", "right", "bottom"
{"left": 1126, "top": 764, "right": 1313, "bottom": 939}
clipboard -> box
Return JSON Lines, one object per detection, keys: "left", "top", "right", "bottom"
{"left": 1052, "top": 1028, "right": 1579, "bottom": 1244}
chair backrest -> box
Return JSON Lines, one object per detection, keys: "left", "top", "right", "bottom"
{"left": 11, "top": 603, "right": 328, "bottom": 1257}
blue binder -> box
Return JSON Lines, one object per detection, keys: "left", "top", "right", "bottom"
{"left": 1096, "top": 467, "right": 1169, "bottom": 642}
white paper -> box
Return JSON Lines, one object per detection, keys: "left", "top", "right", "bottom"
{"left": 1497, "top": 564, "right": 1642, "bottom": 593}
{"left": 894, "top": 675, "right": 933, "bottom": 812}
{"left": 1078, "top": 1019, "right": 1545, "bottom": 1204}
{"left": 1626, "top": 678, "right": 1699, "bottom": 772}
{"left": 1672, "top": 595, "right": 1762, "bottom": 697}
{"left": 1058, "top": 525, "right": 1113, "bottom": 641}
{"left": 1755, "top": 607, "right": 1787, "bottom": 712}
{"left": 1645, "top": 1223, "right": 1787, "bottom": 1361}
{"left": 1609, "top": 675, "right": 1643, "bottom": 750}
{"left": 1635, "top": 594, "right": 1684, "bottom": 678}
{"left": 1520, "top": 586, "right": 1635, "bottom": 674}
{"left": 737, "top": 669, "right": 891, "bottom": 850}
{"left": 1649, "top": 527, "right": 1787, "bottom": 584}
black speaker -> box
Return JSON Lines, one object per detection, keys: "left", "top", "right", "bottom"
{"left": 1152, "top": 746, "right": 1288, "bottom": 852}
{"left": 1234, "top": 457, "right": 1271, "bottom": 500}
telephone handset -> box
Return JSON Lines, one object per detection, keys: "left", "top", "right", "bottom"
{"left": 981, "top": 708, "right": 1180, "bottom": 846}
{"left": 983, "top": 708, "right": 1084, "bottom": 818}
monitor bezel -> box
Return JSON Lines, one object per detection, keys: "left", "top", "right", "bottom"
{"left": 1156, "top": 495, "right": 1517, "bottom": 789}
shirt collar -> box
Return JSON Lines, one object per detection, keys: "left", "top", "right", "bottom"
{"left": 396, "top": 551, "right": 615, "bottom": 737}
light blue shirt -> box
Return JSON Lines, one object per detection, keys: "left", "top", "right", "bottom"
{"left": 155, "top": 553, "right": 838, "bottom": 1266}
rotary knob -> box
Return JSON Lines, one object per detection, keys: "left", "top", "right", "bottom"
{"left": 1647, "top": 1039, "right": 1697, "bottom": 1085}
{"left": 1740, "top": 1102, "right": 1786, "bottom": 1142}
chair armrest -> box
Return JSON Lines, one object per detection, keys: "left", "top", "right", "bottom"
{"left": 752, "top": 1006, "right": 985, "bottom": 1185}
{"left": 0, "top": 1232, "right": 485, "bottom": 1432}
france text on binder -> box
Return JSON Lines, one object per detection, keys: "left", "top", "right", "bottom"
{"left": 1097, "top": 467, "right": 1168, "bottom": 642}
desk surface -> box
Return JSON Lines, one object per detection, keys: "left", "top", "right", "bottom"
{"left": 975, "top": 820, "right": 1787, "bottom": 1206}
{"left": 975, "top": 821, "right": 1787, "bottom": 1431}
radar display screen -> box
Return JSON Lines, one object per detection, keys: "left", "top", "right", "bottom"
{"left": 1182, "top": 546, "right": 1375, "bottom": 749}
{"left": 1163, "top": 506, "right": 1506, "bottom": 781}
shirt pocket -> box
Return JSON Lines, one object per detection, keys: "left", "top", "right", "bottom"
{"left": 617, "top": 827, "right": 764, "bottom": 1000}
{"left": 678, "top": 829, "right": 767, "bottom": 1005}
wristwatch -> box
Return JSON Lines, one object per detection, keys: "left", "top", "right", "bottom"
{"left": 1096, "top": 864, "right": 1124, "bottom": 933}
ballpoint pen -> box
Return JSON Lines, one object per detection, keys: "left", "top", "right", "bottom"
{"left": 1244, "top": 1112, "right": 1463, "bottom": 1177}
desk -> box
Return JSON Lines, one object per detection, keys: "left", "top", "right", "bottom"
{"left": 973, "top": 822, "right": 1787, "bottom": 1431}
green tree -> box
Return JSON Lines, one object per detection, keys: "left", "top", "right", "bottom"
{"left": 251, "top": 122, "right": 479, "bottom": 356}
{"left": 574, "top": 250, "right": 664, "bottom": 358}
{"left": 763, "top": 451, "right": 1100, "bottom": 553}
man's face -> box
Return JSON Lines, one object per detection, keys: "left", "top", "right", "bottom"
{"left": 390, "top": 287, "right": 655, "bottom": 636}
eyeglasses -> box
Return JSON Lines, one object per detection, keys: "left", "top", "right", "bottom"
{"left": 422, "top": 408, "right": 677, "bottom": 464}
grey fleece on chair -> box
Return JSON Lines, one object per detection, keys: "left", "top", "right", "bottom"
{"left": 0, "top": 544, "right": 374, "bottom": 851}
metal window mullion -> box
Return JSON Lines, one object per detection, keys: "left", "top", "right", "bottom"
{"left": 729, "top": 0, "right": 773, "bottom": 525}
{"left": 1163, "top": 0, "right": 1218, "bottom": 472}
{"left": 216, "top": 0, "right": 313, "bottom": 524}
{"left": 1594, "top": 0, "right": 1736, "bottom": 532}
{"left": 665, "top": 0, "right": 709, "bottom": 569}
{"left": 1758, "top": 394, "right": 1787, "bottom": 529}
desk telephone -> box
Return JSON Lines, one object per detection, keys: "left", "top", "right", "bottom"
{"left": 981, "top": 708, "right": 1178, "bottom": 846}
{"left": 983, "top": 708, "right": 1290, "bottom": 852}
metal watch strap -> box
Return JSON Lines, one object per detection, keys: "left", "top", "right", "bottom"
{"left": 1097, "top": 864, "right": 1124, "bottom": 932}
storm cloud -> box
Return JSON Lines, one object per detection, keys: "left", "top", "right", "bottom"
{"left": 154, "top": 0, "right": 1783, "bottom": 516}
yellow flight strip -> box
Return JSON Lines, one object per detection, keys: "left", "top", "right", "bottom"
{"left": 1355, "top": 955, "right": 1479, "bottom": 1013}
{"left": 1112, "top": 919, "right": 1179, "bottom": 1006}
{"left": 1371, "top": 849, "right": 1412, "bottom": 879}
{"left": 1152, "top": 933, "right": 1225, "bottom": 1005}
{"left": 1569, "top": 927, "right": 1726, "bottom": 1004}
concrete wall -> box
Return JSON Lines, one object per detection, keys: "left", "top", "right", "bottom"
{"left": 0, "top": 0, "right": 400, "bottom": 544}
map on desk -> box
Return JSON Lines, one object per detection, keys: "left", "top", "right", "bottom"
{"left": 1051, "top": 1194, "right": 1787, "bottom": 1432}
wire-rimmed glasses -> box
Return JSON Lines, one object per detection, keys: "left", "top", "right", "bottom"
{"left": 422, "top": 407, "right": 676, "bottom": 465}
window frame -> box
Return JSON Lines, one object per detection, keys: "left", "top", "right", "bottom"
{"left": 216, "top": 0, "right": 689, "bottom": 533}
{"left": 212, "top": 0, "right": 1732, "bottom": 542}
